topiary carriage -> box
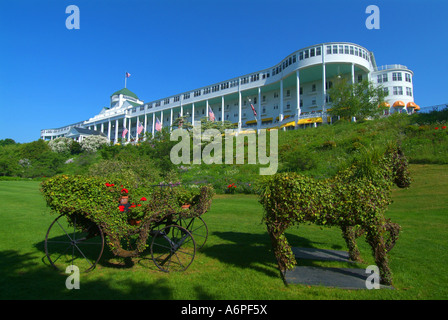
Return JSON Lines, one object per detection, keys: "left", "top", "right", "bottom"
{"left": 259, "top": 143, "right": 411, "bottom": 286}
{"left": 41, "top": 175, "right": 214, "bottom": 272}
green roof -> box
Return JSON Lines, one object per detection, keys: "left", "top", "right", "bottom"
{"left": 111, "top": 88, "right": 139, "bottom": 99}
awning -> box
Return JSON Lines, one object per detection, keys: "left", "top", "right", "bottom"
{"left": 414, "top": 105, "right": 420, "bottom": 111}
{"left": 261, "top": 117, "right": 273, "bottom": 122}
{"left": 276, "top": 115, "right": 291, "bottom": 121}
{"left": 407, "top": 102, "right": 418, "bottom": 108}
{"left": 246, "top": 120, "right": 257, "bottom": 124}
{"left": 280, "top": 121, "right": 296, "bottom": 128}
{"left": 297, "top": 117, "right": 323, "bottom": 125}
{"left": 379, "top": 102, "right": 391, "bottom": 108}
{"left": 393, "top": 101, "right": 405, "bottom": 108}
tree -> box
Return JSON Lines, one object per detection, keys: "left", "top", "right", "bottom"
{"left": 328, "top": 78, "right": 386, "bottom": 121}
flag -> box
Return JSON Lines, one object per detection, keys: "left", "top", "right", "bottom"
{"left": 122, "top": 127, "right": 128, "bottom": 138}
{"left": 126, "top": 72, "right": 131, "bottom": 78}
{"left": 248, "top": 98, "right": 257, "bottom": 118}
{"left": 208, "top": 107, "right": 215, "bottom": 121}
{"left": 155, "top": 117, "right": 162, "bottom": 132}
{"left": 137, "top": 121, "right": 144, "bottom": 134}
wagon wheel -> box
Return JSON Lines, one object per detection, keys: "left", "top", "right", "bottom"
{"left": 150, "top": 225, "right": 196, "bottom": 272}
{"left": 44, "top": 214, "right": 104, "bottom": 272}
{"left": 176, "top": 216, "right": 208, "bottom": 249}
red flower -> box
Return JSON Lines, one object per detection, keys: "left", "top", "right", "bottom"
{"left": 137, "top": 204, "right": 142, "bottom": 207}
{"left": 105, "top": 183, "right": 110, "bottom": 187}
{"left": 121, "top": 188, "right": 129, "bottom": 193}
{"left": 118, "top": 205, "right": 125, "bottom": 212}
{"left": 140, "top": 197, "right": 147, "bottom": 201}
{"left": 130, "top": 204, "right": 136, "bottom": 208}
{"left": 435, "top": 127, "right": 439, "bottom": 130}
{"left": 442, "top": 126, "right": 447, "bottom": 130}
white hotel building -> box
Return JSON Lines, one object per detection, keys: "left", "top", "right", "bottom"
{"left": 41, "top": 42, "right": 418, "bottom": 142}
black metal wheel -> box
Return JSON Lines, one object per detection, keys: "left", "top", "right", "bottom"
{"left": 150, "top": 225, "right": 196, "bottom": 272}
{"left": 44, "top": 214, "right": 104, "bottom": 272}
{"left": 176, "top": 216, "right": 208, "bottom": 249}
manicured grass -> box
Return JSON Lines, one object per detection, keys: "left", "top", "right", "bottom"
{"left": 0, "top": 164, "right": 447, "bottom": 299}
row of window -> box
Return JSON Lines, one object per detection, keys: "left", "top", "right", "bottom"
{"left": 377, "top": 72, "right": 412, "bottom": 83}
{"left": 325, "top": 44, "right": 370, "bottom": 62}
{"left": 382, "top": 86, "right": 413, "bottom": 97}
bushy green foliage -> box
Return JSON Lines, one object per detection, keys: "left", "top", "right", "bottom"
{"left": 40, "top": 174, "right": 214, "bottom": 257}
{"left": 259, "top": 143, "right": 411, "bottom": 285}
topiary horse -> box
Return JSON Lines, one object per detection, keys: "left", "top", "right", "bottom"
{"left": 259, "top": 143, "right": 411, "bottom": 286}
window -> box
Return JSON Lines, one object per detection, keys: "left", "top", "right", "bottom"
{"left": 358, "top": 74, "right": 363, "bottom": 83}
{"left": 174, "top": 96, "right": 180, "bottom": 102}
{"left": 310, "top": 48, "right": 315, "bottom": 57}
{"left": 339, "top": 45, "right": 343, "bottom": 54}
{"left": 293, "top": 55, "right": 296, "bottom": 63}
{"left": 286, "top": 89, "right": 290, "bottom": 97}
{"left": 405, "top": 73, "right": 412, "bottom": 82}
{"left": 377, "top": 75, "right": 383, "bottom": 83}
{"left": 304, "top": 50, "right": 309, "bottom": 59}
{"left": 333, "top": 45, "right": 338, "bottom": 54}
{"left": 300, "top": 87, "right": 303, "bottom": 94}
{"left": 312, "top": 84, "right": 316, "bottom": 92}
{"left": 344, "top": 45, "right": 349, "bottom": 54}
{"left": 392, "top": 72, "right": 402, "bottom": 81}
{"left": 300, "top": 99, "right": 303, "bottom": 107}
{"left": 299, "top": 52, "right": 304, "bottom": 60}
{"left": 194, "top": 90, "right": 201, "bottom": 97}
{"left": 164, "top": 98, "right": 170, "bottom": 104}
{"left": 383, "top": 87, "right": 389, "bottom": 96}
{"left": 312, "top": 99, "right": 316, "bottom": 105}
{"left": 327, "top": 46, "right": 332, "bottom": 54}
{"left": 406, "top": 87, "right": 413, "bottom": 96}
{"left": 355, "top": 47, "right": 358, "bottom": 56}
{"left": 262, "top": 95, "right": 266, "bottom": 102}
{"left": 326, "top": 81, "right": 333, "bottom": 90}
{"left": 274, "top": 92, "right": 279, "bottom": 98}
{"left": 393, "top": 86, "right": 403, "bottom": 95}
{"left": 350, "top": 46, "right": 354, "bottom": 55}
{"left": 316, "top": 47, "right": 321, "bottom": 56}
{"left": 382, "top": 74, "right": 388, "bottom": 82}
{"left": 183, "top": 93, "right": 190, "bottom": 99}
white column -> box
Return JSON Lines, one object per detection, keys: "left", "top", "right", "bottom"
{"left": 221, "top": 96, "right": 224, "bottom": 123}
{"left": 206, "top": 100, "right": 209, "bottom": 121}
{"left": 238, "top": 78, "right": 242, "bottom": 133}
{"left": 257, "top": 87, "right": 261, "bottom": 132}
{"left": 152, "top": 113, "right": 155, "bottom": 137}
{"left": 115, "top": 119, "right": 119, "bottom": 143}
{"left": 127, "top": 118, "right": 131, "bottom": 141}
{"left": 122, "top": 118, "right": 126, "bottom": 141}
{"left": 192, "top": 103, "right": 195, "bottom": 126}
{"left": 322, "top": 63, "right": 327, "bottom": 122}
{"left": 351, "top": 63, "right": 355, "bottom": 84}
{"left": 170, "top": 108, "right": 173, "bottom": 131}
{"left": 135, "top": 117, "right": 139, "bottom": 141}
{"left": 144, "top": 113, "right": 147, "bottom": 138}
{"left": 279, "top": 79, "right": 284, "bottom": 122}
{"left": 161, "top": 110, "right": 164, "bottom": 130}
{"left": 100, "top": 123, "right": 104, "bottom": 133}
{"left": 107, "top": 120, "right": 111, "bottom": 140}
{"left": 295, "top": 70, "right": 301, "bottom": 129}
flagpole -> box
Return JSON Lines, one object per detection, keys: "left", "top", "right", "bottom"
{"left": 124, "top": 72, "right": 127, "bottom": 88}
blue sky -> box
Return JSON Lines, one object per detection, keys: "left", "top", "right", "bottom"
{"left": 1, "top": 0, "right": 447, "bottom": 143}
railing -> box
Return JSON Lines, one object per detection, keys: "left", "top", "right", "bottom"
{"left": 374, "top": 64, "right": 409, "bottom": 72}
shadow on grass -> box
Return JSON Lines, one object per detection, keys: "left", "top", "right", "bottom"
{"left": 0, "top": 250, "right": 173, "bottom": 299}
{"left": 202, "top": 231, "right": 331, "bottom": 279}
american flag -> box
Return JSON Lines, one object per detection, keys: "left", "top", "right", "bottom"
{"left": 155, "top": 117, "right": 162, "bottom": 132}
{"left": 126, "top": 72, "right": 131, "bottom": 78}
{"left": 208, "top": 107, "right": 215, "bottom": 121}
{"left": 122, "top": 127, "right": 128, "bottom": 138}
{"left": 137, "top": 121, "right": 144, "bottom": 134}
{"left": 248, "top": 99, "right": 257, "bottom": 118}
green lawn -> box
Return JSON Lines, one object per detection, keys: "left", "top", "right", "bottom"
{"left": 0, "top": 164, "right": 447, "bottom": 299}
